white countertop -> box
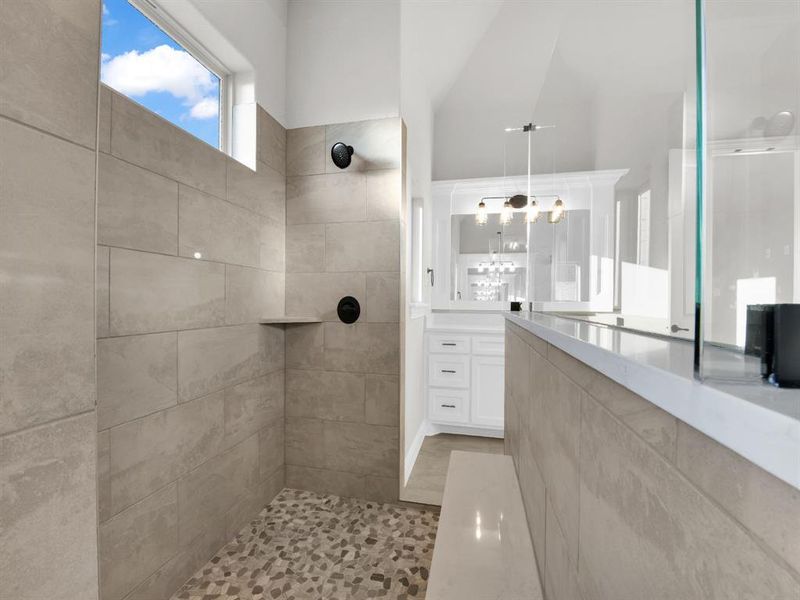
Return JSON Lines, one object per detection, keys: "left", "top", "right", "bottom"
{"left": 427, "top": 451, "right": 543, "bottom": 600}
{"left": 506, "top": 312, "right": 800, "bottom": 490}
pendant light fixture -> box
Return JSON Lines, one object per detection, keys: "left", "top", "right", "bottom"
{"left": 548, "top": 197, "right": 565, "bottom": 224}
{"left": 527, "top": 197, "right": 540, "bottom": 223}
{"left": 499, "top": 199, "right": 513, "bottom": 226}
{"left": 475, "top": 200, "right": 488, "bottom": 226}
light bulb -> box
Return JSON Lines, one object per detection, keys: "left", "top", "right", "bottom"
{"left": 500, "top": 200, "right": 513, "bottom": 226}
{"left": 527, "top": 198, "right": 540, "bottom": 223}
{"left": 548, "top": 197, "right": 565, "bottom": 224}
{"left": 476, "top": 201, "right": 488, "bottom": 226}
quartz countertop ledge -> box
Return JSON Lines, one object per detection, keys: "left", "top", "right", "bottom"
{"left": 505, "top": 311, "right": 800, "bottom": 491}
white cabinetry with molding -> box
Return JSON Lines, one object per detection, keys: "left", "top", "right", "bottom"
{"left": 425, "top": 313, "right": 505, "bottom": 437}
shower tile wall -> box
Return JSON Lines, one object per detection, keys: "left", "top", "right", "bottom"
{"left": 0, "top": 1, "right": 101, "bottom": 599}
{"left": 95, "top": 88, "right": 287, "bottom": 600}
{"left": 504, "top": 321, "right": 800, "bottom": 600}
{"left": 284, "top": 118, "right": 403, "bottom": 502}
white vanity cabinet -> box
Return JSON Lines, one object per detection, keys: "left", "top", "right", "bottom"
{"left": 426, "top": 328, "right": 505, "bottom": 435}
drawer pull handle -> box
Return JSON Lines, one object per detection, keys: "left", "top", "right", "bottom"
{"left": 441, "top": 343, "right": 457, "bottom": 346}
{"left": 441, "top": 404, "right": 456, "bottom": 408}
{"left": 441, "top": 369, "right": 456, "bottom": 374}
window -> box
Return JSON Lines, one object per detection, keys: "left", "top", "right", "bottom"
{"left": 101, "top": 0, "right": 227, "bottom": 149}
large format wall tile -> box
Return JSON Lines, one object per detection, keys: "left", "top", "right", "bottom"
{"left": 286, "top": 369, "right": 365, "bottom": 422}
{"left": 287, "top": 126, "right": 325, "bottom": 176}
{"left": 109, "top": 248, "right": 225, "bottom": 335}
{"left": 323, "top": 322, "right": 400, "bottom": 374}
{"left": 179, "top": 185, "right": 262, "bottom": 268}
{"left": 227, "top": 157, "right": 285, "bottom": 222}
{"left": 366, "top": 169, "right": 402, "bottom": 221}
{"left": 365, "top": 374, "right": 399, "bottom": 426}
{"left": 285, "top": 417, "right": 398, "bottom": 478}
{"left": 99, "top": 86, "right": 111, "bottom": 153}
{"left": 578, "top": 396, "right": 800, "bottom": 600}
{"left": 287, "top": 465, "right": 367, "bottom": 499}
{"left": 0, "top": 0, "right": 99, "bottom": 149}
{"left": 98, "top": 153, "right": 179, "bottom": 255}
{"left": 0, "top": 413, "right": 98, "bottom": 600}
{"left": 256, "top": 106, "right": 286, "bottom": 175}
{"left": 97, "top": 246, "right": 111, "bottom": 338}
{"left": 325, "top": 118, "right": 402, "bottom": 173}
{"left": 544, "top": 495, "right": 581, "bottom": 600}
{"left": 536, "top": 365, "right": 582, "bottom": 562}
{"left": 285, "top": 323, "right": 325, "bottom": 370}
{"left": 178, "top": 324, "right": 283, "bottom": 401}
{"left": 0, "top": 118, "right": 95, "bottom": 434}
{"left": 259, "top": 420, "right": 285, "bottom": 479}
{"left": 286, "top": 224, "right": 326, "bottom": 273}
{"left": 285, "top": 272, "right": 366, "bottom": 321}
{"left": 99, "top": 484, "right": 178, "bottom": 600}
{"left": 365, "top": 272, "right": 400, "bottom": 322}
{"left": 97, "top": 333, "right": 178, "bottom": 430}
{"left": 224, "top": 371, "right": 284, "bottom": 450}
{"left": 177, "top": 435, "right": 259, "bottom": 547}
{"left": 225, "top": 266, "right": 285, "bottom": 324}
{"left": 676, "top": 422, "right": 800, "bottom": 574}
{"left": 285, "top": 417, "right": 325, "bottom": 469}
{"left": 517, "top": 429, "right": 546, "bottom": 583}
{"left": 286, "top": 173, "right": 366, "bottom": 224}
{"left": 324, "top": 421, "right": 398, "bottom": 477}
{"left": 325, "top": 221, "right": 400, "bottom": 272}
{"left": 108, "top": 392, "right": 224, "bottom": 516}
{"left": 259, "top": 215, "right": 286, "bottom": 272}
{"left": 111, "top": 93, "right": 226, "bottom": 198}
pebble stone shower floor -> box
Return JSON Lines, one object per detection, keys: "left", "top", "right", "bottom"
{"left": 171, "top": 488, "right": 440, "bottom": 600}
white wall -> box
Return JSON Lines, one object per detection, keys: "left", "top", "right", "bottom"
{"left": 286, "top": 0, "right": 401, "bottom": 128}
{"left": 188, "top": 0, "right": 288, "bottom": 123}
{"left": 160, "top": 0, "right": 288, "bottom": 124}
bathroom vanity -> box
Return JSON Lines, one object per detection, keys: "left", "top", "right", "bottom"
{"left": 425, "top": 312, "right": 506, "bottom": 435}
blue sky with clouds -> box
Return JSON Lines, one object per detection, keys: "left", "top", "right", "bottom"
{"left": 101, "top": 0, "right": 220, "bottom": 148}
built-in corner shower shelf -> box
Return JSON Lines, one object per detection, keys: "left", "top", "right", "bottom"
{"left": 259, "top": 316, "right": 322, "bottom": 324}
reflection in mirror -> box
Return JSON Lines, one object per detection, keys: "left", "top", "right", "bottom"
{"left": 450, "top": 213, "right": 527, "bottom": 302}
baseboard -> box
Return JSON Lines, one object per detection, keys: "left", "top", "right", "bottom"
{"left": 404, "top": 420, "right": 429, "bottom": 485}
{"left": 427, "top": 422, "right": 504, "bottom": 439}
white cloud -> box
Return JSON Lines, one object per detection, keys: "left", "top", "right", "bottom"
{"left": 189, "top": 97, "right": 219, "bottom": 120}
{"left": 101, "top": 45, "right": 218, "bottom": 120}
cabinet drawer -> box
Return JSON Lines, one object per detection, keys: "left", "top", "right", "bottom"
{"left": 428, "top": 333, "right": 471, "bottom": 354}
{"left": 429, "top": 387, "right": 469, "bottom": 424}
{"left": 428, "top": 354, "right": 470, "bottom": 388}
{"left": 472, "top": 335, "right": 505, "bottom": 356}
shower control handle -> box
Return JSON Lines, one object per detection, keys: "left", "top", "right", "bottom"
{"left": 670, "top": 324, "right": 689, "bottom": 333}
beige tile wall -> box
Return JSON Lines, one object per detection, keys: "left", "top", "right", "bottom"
{"left": 0, "top": 1, "right": 101, "bottom": 599}
{"left": 505, "top": 321, "right": 800, "bottom": 600}
{"left": 284, "top": 118, "right": 403, "bottom": 502}
{"left": 96, "top": 87, "right": 287, "bottom": 600}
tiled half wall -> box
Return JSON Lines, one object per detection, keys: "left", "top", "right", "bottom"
{"left": 284, "top": 119, "right": 404, "bottom": 502}
{"left": 504, "top": 321, "right": 800, "bottom": 600}
{"left": 95, "top": 87, "right": 287, "bottom": 600}
{"left": 1, "top": 1, "right": 101, "bottom": 599}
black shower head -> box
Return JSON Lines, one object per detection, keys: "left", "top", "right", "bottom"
{"left": 331, "top": 142, "right": 354, "bottom": 169}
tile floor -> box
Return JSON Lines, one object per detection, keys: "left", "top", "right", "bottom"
{"left": 171, "top": 488, "right": 439, "bottom": 600}
{"left": 403, "top": 434, "right": 505, "bottom": 505}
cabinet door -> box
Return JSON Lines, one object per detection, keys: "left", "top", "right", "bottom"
{"left": 471, "top": 355, "right": 505, "bottom": 428}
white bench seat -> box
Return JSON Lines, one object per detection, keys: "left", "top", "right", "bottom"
{"left": 427, "top": 451, "right": 543, "bottom": 600}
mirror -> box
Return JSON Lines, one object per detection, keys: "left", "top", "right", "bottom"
{"left": 450, "top": 212, "right": 527, "bottom": 302}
